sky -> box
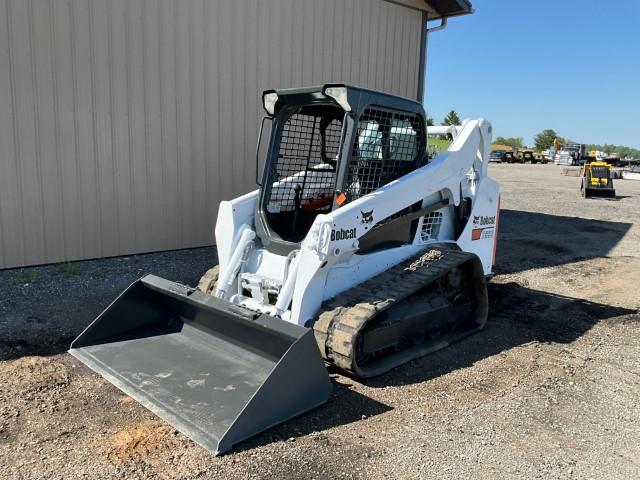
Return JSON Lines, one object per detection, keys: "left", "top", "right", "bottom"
{"left": 423, "top": 0, "right": 640, "bottom": 148}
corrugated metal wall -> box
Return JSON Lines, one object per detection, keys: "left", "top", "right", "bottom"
{"left": 0, "top": 0, "right": 423, "bottom": 269}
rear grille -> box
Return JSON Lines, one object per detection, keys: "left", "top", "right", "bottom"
{"left": 590, "top": 166, "right": 608, "bottom": 178}
{"left": 419, "top": 211, "right": 443, "bottom": 242}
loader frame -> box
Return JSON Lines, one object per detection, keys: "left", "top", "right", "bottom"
{"left": 216, "top": 96, "right": 499, "bottom": 328}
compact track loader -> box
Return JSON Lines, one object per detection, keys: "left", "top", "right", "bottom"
{"left": 581, "top": 161, "right": 616, "bottom": 198}
{"left": 71, "top": 0, "right": 500, "bottom": 455}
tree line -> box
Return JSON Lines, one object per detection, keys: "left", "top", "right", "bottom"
{"left": 533, "top": 129, "right": 640, "bottom": 158}
{"left": 585, "top": 143, "right": 640, "bottom": 160}
{"left": 428, "top": 111, "right": 639, "bottom": 159}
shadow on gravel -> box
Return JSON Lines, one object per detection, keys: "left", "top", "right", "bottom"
{"left": 1, "top": 334, "right": 77, "bottom": 361}
{"left": 230, "top": 380, "right": 393, "bottom": 454}
{"left": 233, "top": 281, "right": 637, "bottom": 449}
{"left": 363, "top": 282, "right": 637, "bottom": 389}
{"left": 0, "top": 247, "right": 215, "bottom": 361}
{"left": 496, "top": 209, "right": 632, "bottom": 274}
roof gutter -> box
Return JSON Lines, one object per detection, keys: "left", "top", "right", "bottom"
{"left": 417, "top": 16, "right": 447, "bottom": 103}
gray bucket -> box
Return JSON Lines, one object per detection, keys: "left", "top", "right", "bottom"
{"left": 69, "top": 275, "right": 332, "bottom": 455}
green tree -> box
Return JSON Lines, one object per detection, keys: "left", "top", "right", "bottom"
{"left": 587, "top": 143, "right": 640, "bottom": 159}
{"left": 426, "top": 116, "right": 435, "bottom": 126}
{"left": 534, "top": 129, "right": 560, "bottom": 151}
{"left": 442, "top": 110, "right": 461, "bottom": 126}
{"left": 494, "top": 136, "right": 524, "bottom": 148}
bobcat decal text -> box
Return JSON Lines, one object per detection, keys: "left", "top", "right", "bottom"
{"left": 331, "top": 227, "right": 357, "bottom": 241}
{"left": 472, "top": 215, "right": 496, "bottom": 226}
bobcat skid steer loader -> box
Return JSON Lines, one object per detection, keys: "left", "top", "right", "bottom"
{"left": 70, "top": 1, "right": 500, "bottom": 456}
{"left": 581, "top": 161, "right": 616, "bottom": 198}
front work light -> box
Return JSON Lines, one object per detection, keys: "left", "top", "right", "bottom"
{"left": 323, "top": 86, "right": 351, "bottom": 112}
{"left": 262, "top": 91, "right": 279, "bottom": 116}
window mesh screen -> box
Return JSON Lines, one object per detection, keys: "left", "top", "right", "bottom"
{"left": 267, "top": 111, "right": 342, "bottom": 214}
{"left": 420, "top": 211, "right": 443, "bottom": 242}
{"left": 590, "top": 166, "right": 609, "bottom": 179}
{"left": 345, "top": 108, "right": 424, "bottom": 202}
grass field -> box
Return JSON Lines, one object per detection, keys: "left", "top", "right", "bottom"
{"left": 427, "top": 135, "right": 450, "bottom": 154}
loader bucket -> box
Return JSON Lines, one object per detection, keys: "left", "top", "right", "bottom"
{"left": 69, "top": 275, "right": 332, "bottom": 455}
{"left": 584, "top": 186, "right": 616, "bottom": 198}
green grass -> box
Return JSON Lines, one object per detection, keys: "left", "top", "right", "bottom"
{"left": 11, "top": 268, "right": 38, "bottom": 285}
{"left": 94, "top": 266, "right": 106, "bottom": 278}
{"left": 56, "top": 262, "right": 81, "bottom": 278}
{"left": 428, "top": 136, "right": 451, "bottom": 155}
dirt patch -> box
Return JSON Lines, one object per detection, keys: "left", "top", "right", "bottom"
{"left": 108, "top": 422, "right": 178, "bottom": 462}
{"left": 3, "top": 356, "right": 69, "bottom": 393}
{"left": 106, "top": 421, "right": 190, "bottom": 477}
{"left": 409, "top": 345, "right": 540, "bottom": 414}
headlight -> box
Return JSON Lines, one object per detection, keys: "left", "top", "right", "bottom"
{"left": 262, "top": 91, "right": 278, "bottom": 115}
{"left": 323, "top": 85, "right": 351, "bottom": 111}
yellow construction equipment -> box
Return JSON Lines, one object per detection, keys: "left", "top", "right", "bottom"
{"left": 581, "top": 161, "right": 616, "bottom": 198}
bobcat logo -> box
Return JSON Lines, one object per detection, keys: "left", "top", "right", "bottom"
{"left": 361, "top": 210, "right": 374, "bottom": 224}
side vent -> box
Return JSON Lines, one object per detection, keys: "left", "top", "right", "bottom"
{"left": 420, "top": 211, "right": 443, "bottom": 242}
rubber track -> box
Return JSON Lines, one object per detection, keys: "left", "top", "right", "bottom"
{"left": 313, "top": 246, "right": 480, "bottom": 378}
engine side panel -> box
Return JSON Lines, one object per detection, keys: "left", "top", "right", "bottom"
{"left": 456, "top": 177, "right": 500, "bottom": 274}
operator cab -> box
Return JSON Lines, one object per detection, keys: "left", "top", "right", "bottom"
{"left": 255, "top": 85, "right": 427, "bottom": 254}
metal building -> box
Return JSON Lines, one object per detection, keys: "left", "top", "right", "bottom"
{"left": 0, "top": 0, "right": 465, "bottom": 269}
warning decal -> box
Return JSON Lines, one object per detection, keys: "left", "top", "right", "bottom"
{"left": 471, "top": 227, "right": 495, "bottom": 241}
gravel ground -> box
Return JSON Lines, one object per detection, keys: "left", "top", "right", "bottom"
{"left": 1, "top": 164, "right": 639, "bottom": 479}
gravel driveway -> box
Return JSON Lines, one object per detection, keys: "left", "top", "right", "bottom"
{"left": 1, "top": 164, "right": 639, "bottom": 479}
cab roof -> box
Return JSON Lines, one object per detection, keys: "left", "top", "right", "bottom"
{"left": 264, "top": 84, "right": 426, "bottom": 119}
